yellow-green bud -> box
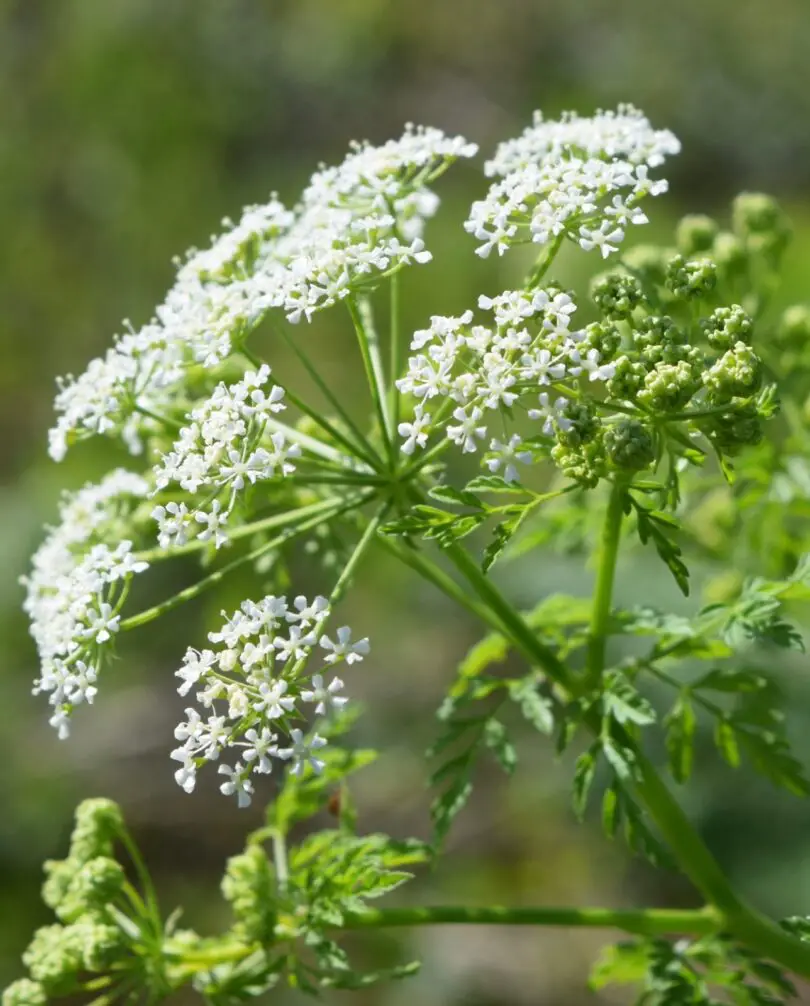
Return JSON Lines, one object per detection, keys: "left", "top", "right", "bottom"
{"left": 676, "top": 214, "right": 718, "bottom": 255}
{"left": 604, "top": 419, "right": 656, "bottom": 471}
{"left": 69, "top": 799, "right": 123, "bottom": 863}
{"left": 2, "top": 980, "right": 47, "bottom": 1006}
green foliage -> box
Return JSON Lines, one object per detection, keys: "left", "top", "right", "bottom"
{"left": 381, "top": 481, "right": 572, "bottom": 572}
{"left": 590, "top": 934, "right": 797, "bottom": 1005}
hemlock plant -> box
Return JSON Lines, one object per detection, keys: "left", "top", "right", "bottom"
{"left": 9, "top": 105, "right": 810, "bottom": 1003}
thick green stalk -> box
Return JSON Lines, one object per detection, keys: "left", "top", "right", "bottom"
{"left": 342, "top": 905, "right": 720, "bottom": 937}
{"left": 395, "top": 534, "right": 810, "bottom": 976}
{"left": 586, "top": 477, "right": 626, "bottom": 685}
{"left": 166, "top": 905, "right": 721, "bottom": 972}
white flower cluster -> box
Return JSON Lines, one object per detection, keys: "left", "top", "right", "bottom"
{"left": 49, "top": 127, "right": 477, "bottom": 460}
{"left": 396, "top": 287, "right": 609, "bottom": 478}
{"left": 22, "top": 471, "right": 150, "bottom": 738}
{"left": 465, "top": 106, "right": 678, "bottom": 259}
{"left": 152, "top": 365, "right": 297, "bottom": 549}
{"left": 171, "top": 594, "right": 369, "bottom": 807}
{"left": 48, "top": 199, "right": 294, "bottom": 462}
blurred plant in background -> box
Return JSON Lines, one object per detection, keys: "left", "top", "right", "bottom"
{"left": 5, "top": 3, "right": 810, "bottom": 1005}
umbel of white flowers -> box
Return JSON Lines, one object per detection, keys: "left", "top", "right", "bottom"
{"left": 25, "top": 105, "right": 681, "bottom": 806}
{"left": 172, "top": 594, "right": 368, "bottom": 808}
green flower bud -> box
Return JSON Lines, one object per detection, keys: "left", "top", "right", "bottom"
{"left": 606, "top": 355, "right": 646, "bottom": 399}
{"left": 604, "top": 419, "right": 656, "bottom": 471}
{"left": 665, "top": 254, "right": 717, "bottom": 299}
{"left": 42, "top": 859, "right": 76, "bottom": 915}
{"left": 732, "top": 192, "right": 786, "bottom": 236}
{"left": 777, "top": 305, "right": 810, "bottom": 349}
{"left": 699, "top": 405, "right": 763, "bottom": 456}
{"left": 676, "top": 214, "right": 718, "bottom": 255}
{"left": 590, "top": 272, "right": 645, "bottom": 320}
{"left": 732, "top": 192, "right": 791, "bottom": 262}
{"left": 554, "top": 401, "right": 599, "bottom": 448}
{"left": 701, "top": 305, "right": 754, "bottom": 350}
{"left": 221, "top": 845, "right": 276, "bottom": 944}
{"left": 712, "top": 231, "right": 748, "bottom": 276}
{"left": 75, "top": 919, "right": 128, "bottom": 972}
{"left": 704, "top": 342, "right": 762, "bottom": 400}
{"left": 634, "top": 315, "right": 690, "bottom": 366}
{"left": 2, "top": 980, "right": 47, "bottom": 1006}
{"left": 59, "top": 858, "right": 126, "bottom": 922}
{"left": 23, "top": 926, "right": 83, "bottom": 994}
{"left": 638, "top": 361, "right": 699, "bottom": 412}
{"left": 581, "top": 321, "right": 622, "bottom": 360}
{"left": 551, "top": 436, "right": 607, "bottom": 488}
{"left": 69, "top": 800, "right": 123, "bottom": 864}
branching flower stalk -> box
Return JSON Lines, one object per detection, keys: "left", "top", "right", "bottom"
{"left": 11, "top": 107, "right": 810, "bottom": 1005}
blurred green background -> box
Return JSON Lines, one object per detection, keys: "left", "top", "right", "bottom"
{"left": 4, "top": 2, "right": 810, "bottom": 1002}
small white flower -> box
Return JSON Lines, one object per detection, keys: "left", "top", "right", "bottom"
{"left": 254, "top": 679, "right": 296, "bottom": 718}
{"left": 320, "top": 626, "right": 370, "bottom": 665}
{"left": 277, "top": 729, "right": 328, "bottom": 776}
{"left": 82, "top": 603, "right": 120, "bottom": 645}
{"left": 578, "top": 221, "right": 625, "bottom": 258}
{"left": 446, "top": 406, "right": 487, "bottom": 454}
{"left": 195, "top": 500, "right": 230, "bottom": 549}
{"left": 287, "top": 595, "right": 330, "bottom": 627}
{"left": 242, "top": 727, "right": 278, "bottom": 773}
{"left": 172, "top": 751, "right": 198, "bottom": 794}
{"left": 218, "top": 762, "right": 254, "bottom": 808}
{"left": 398, "top": 409, "right": 431, "bottom": 455}
{"left": 176, "top": 648, "right": 217, "bottom": 696}
{"left": 574, "top": 348, "right": 616, "bottom": 382}
{"left": 300, "top": 674, "right": 348, "bottom": 715}
{"left": 486, "top": 435, "right": 532, "bottom": 484}
{"left": 272, "top": 625, "right": 316, "bottom": 664}
{"left": 152, "top": 501, "right": 191, "bottom": 549}
{"left": 528, "top": 393, "right": 572, "bottom": 435}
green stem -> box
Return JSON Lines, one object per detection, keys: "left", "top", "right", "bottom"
{"left": 329, "top": 506, "right": 388, "bottom": 607}
{"left": 135, "top": 497, "right": 347, "bottom": 563}
{"left": 133, "top": 403, "right": 183, "bottom": 432}
{"left": 390, "top": 525, "right": 810, "bottom": 975}
{"left": 586, "top": 477, "right": 626, "bottom": 686}
{"left": 263, "top": 416, "right": 352, "bottom": 466}
{"left": 122, "top": 492, "right": 374, "bottom": 630}
{"left": 167, "top": 904, "right": 720, "bottom": 974}
{"left": 526, "top": 232, "right": 565, "bottom": 288}
{"left": 348, "top": 298, "right": 394, "bottom": 463}
{"left": 271, "top": 327, "right": 383, "bottom": 470}
{"left": 378, "top": 538, "right": 512, "bottom": 637}
{"left": 441, "top": 540, "right": 576, "bottom": 692}
{"left": 341, "top": 905, "right": 720, "bottom": 937}
{"left": 272, "top": 830, "right": 289, "bottom": 897}
{"left": 389, "top": 271, "right": 401, "bottom": 439}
